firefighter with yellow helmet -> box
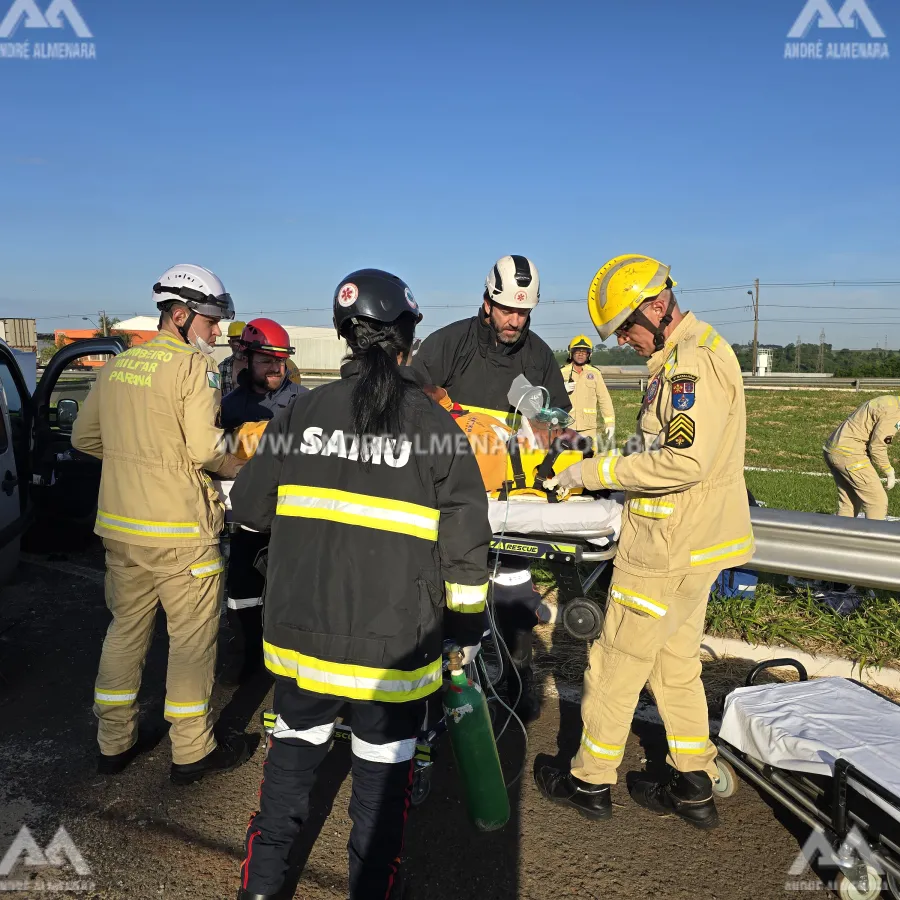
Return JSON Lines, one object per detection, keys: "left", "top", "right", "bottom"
{"left": 537, "top": 254, "right": 753, "bottom": 829}
{"left": 560, "top": 335, "right": 616, "bottom": 450}
{"left": 219, "top": 320, "right": 248, "bottom": 395}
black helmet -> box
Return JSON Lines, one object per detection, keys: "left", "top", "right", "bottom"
{"left": 333, "top": 268, "right": 422, "bottom": 339}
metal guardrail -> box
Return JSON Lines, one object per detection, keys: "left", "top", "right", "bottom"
{"left": 747, "top": 507, "right": 900, "bottom": 591}
{"left": 601, "top": 374, "right": 900, "bottom": 392}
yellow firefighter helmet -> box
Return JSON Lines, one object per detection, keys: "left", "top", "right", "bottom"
{"left": 587, "top": 255, "right": 677, "bottom": 341}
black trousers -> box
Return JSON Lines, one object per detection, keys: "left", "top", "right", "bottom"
{"left": 489, "top": 558, "right": 541, "bottom": 669}
{"left": 241, "top": 681, "right": 424, "bottom": 899}
{"left": 226, "top": 528, "right": 269, "bottom": 671}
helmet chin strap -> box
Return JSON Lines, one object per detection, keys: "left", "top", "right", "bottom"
{"left": 177, "top": 311, "right": 196, "bottom": 345}
{"left": 629, "top": 294, "right": 677, "bottom": 353}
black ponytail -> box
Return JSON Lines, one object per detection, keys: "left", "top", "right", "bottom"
{"left": 345, "top": 315, "right": 417, "bottom": 442}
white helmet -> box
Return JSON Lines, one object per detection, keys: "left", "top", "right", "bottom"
{"left": 485, "top": 255, "right": 540, "bottom": 310}
{"left": 152, "top": 264, "right": 235, "bottom": 320}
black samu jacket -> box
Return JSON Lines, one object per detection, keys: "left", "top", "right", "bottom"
{"left": 412, "top": 310, "right": 571, "bottom": 424}
{"left": 229, "top": 362, "right": 491, "bottom": 704}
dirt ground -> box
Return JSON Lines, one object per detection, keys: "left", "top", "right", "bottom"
{"left": 0, "top": 542, "right": 853, "bottom": 899}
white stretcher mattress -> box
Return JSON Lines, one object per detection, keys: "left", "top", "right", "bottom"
{"left": 215, "top": 479, "right": 622, "bottom": 542}
{"left": 719, "top": 678, "right": 900, "bottom": 823}
{"left": 488, "top": 495, "right": 622, "bottom": 542}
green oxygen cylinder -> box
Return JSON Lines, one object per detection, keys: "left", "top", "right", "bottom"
{"left": 442, "top": 651, "right": 510, "bottom": 831}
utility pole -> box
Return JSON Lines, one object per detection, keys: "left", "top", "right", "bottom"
{"left": 99, "top": 310, "right": 109, "bottom": 337}
{"left": 749, "top": 279, "right": 760, "bottom": 376}
{"left": 796, "top": 334, "right": 802, "bottom": 372}
{"left": 818, "top": 328, "right": 826, "bottom": 374}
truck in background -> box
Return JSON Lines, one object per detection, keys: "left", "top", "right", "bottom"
{"left": 0, "top": 318, "right": 37, "bottom": 353}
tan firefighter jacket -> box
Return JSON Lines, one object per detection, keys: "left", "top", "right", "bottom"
{"left": 72, "top": 330, "right": 236, "bottom": 548}
{"left": 583, "top": 312, "right": 753, "bottom": 579}
{"left": 560, "top": 362, "right": 615, "bottom": 437}
{"left": 824, "top": 395, "right": 900, "bottom": 476}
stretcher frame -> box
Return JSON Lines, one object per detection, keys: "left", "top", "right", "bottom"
{"left": 712, "top": 659, "right": 900, "bottom": 899}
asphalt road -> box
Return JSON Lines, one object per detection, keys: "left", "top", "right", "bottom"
{"left": 0, "top": 544, "right": 836, "bottom": 900}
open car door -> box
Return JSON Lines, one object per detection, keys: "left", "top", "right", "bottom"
{"left": 29, "top": 337, "right": 125, "bottom": 527}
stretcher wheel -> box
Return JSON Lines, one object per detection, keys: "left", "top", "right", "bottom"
{"left": 562, "top": 597, "right": 604, "bottom": 642}
{"left": 835, "top": 865, "right": 883, "bottom": 900}
{"left": 410, "top": 767, "right": 432, "bottom": 807}
{"left": 887, "top": 872, "right": 900, "bottom": 900}
{"left": 712, "top": 759, "right": 739, "bottom": 799}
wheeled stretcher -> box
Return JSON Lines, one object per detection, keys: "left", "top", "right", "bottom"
{"left": 487, "top": 495, "right": 621, "bottom": 641}
{"left": 714, "top": 660, "right": 900, "bottom": 900}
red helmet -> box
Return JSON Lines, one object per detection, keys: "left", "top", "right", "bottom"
{"left": 240, "top": 318, "right": 294, "bottom": 359}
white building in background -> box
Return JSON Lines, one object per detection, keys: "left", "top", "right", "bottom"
{"left": 116, "top": 316, "right": 347, "bottom": 371}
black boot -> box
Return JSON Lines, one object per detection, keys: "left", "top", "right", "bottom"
{"left": 534, "top": 766, "right": 612, "bottom": 820}
{"left": 97, "top": 742, "right": 143, "bottom": 776}
{"left": 96, "top": 726, "right": 163, "bottom": 775}
{"left": 503, "top": 624, "right": 541, "bottom": 722}
{"left": 236, "top": 892, "right": 276, "bottom": 900}
{"left": 171, "top": 733, "right": 257, "bottom": 786}
{"left": 629, "top": 769, "right": 720, "bottom": 829}
{"left": 507, "top": 663, "right": 541, "bottom": 723}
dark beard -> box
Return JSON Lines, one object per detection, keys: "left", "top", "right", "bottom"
{"left": 490, "top": 318, "right": 523, "bottom": 346}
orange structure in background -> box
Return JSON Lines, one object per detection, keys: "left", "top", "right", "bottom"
{"left": 53, "top": 327, "right": 158, "bottom": 367}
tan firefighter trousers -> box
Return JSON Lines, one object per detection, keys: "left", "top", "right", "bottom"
{"left": 93, "top": 539, "right": 224, "bottom": 764}
{"left": 571, "top": 568, "right": 720, "bottom": 786}
{"left": 824, "top": 452, "right": 888, "bottom": 520}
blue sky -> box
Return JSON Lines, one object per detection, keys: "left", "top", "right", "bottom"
{"left": 1, "top": 0, "right": 898, "bottom": 350}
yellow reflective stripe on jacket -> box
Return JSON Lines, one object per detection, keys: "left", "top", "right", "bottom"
{"left": 191, "top": 557, "right": 224, "bottom": 579}
{"left": 164, "top": 698, "right": 209, "bottom": 718}
{"left": 263, "top": 641, "right": 442, "bottom": 702}
{"left": 152, "top": 333, "right": 194, "bottom": 353}
{"left": 580, "top": 729, "right": 624, "bottom": 760}
{"left": 848, "top": 460, "right": 871, "bottom": 472}
{"left": 628, "top": 498, "right": 675, "bottom": 519}
{"left": 594, "top": 454, "right": 620, "bottom": 489}
{"left": 690, "top": 533, "right": 754, "bottom": 567}
{"left": 96, "top": 510, "right": 201, "bottom": 538}
{"left": 699, "top": 325, "right": 722, "bottom": 353}
{"left": 667, "top": 735, "right": 709, "bottom": 755}
{"left": 94, "top": 689, "right": 138, "bottom": 706}
{"left": 276, "top": 486, "right": 439, "bottom": 541}
{"left": 824, "top": 443, "right": 856, "bottom": 457}
{"left": 445, "top": 581, "right": 488, "bottom": 613}
{"left": 602, "top": 415, "right": 615, "bottom": 425}
{"left": 609, "top": 584, "right": 668, "bottom": 618}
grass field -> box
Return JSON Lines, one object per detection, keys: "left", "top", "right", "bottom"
{"left": 587, "top": 387, "right": 900, "bottom": 668}
{"left": 607, "top": 388, "right": 900, "bottom": 517}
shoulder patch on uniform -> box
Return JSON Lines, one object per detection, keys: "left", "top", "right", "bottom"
{"left": 667, "top": 413, "right": 695, "bottom": 449}
{"left": 672, "top": 378, "right": 696, "bottom": 411}
{"left": 645, "top": 377, "right": 660, "bottom": 406}
{"left": 207, "top": 372, "right": 221, "bottom": 390}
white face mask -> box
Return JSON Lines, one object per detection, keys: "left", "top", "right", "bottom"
{"left": 188, "top": 320, "right": 217, "bottom": 356}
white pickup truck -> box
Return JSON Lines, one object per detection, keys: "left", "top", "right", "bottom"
{"left": 0, "top": 336, "right": 125, "bottom": 582}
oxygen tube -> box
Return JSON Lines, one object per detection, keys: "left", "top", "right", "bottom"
{"left": 444, "top": 379, "right": 562, "bottom": 828}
